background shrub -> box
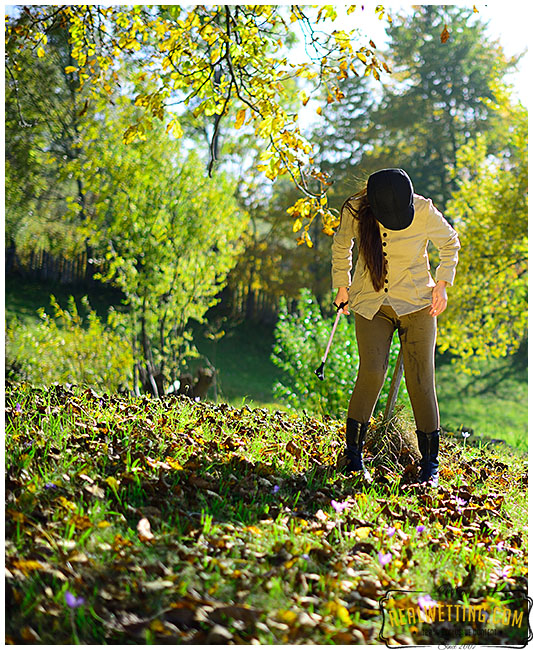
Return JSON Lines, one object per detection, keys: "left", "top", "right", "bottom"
{"left": 271, "top": 289, "right": 408, "bottom": 419}
{"left": 6, "top": 295, "right": 133, "bottom": 392}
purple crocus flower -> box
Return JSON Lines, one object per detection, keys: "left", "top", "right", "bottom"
{"left": 15, "top": 403, "right": 22, "bottom": 413}
{"left": 378, "top": 551, "right": 392, "bottom": 566}
{"left": 416, "top": 525, "right": 426, "bottom": 534}
{"left": 44, "top": 482, "right": 58, "bottom": 490}
{"left": 455, "top": 497, "right": 468, "bottom": 512}
{"left": 418, "top": 594, "right": 438, "bottom": 610}
{"left": 386, "top": 526, "right": 396, "bottom": 537}
{"left": 272, "top": 485, "right": 280, "bottom": 494}
{"left": 495, "top": 566, "right": 511, "bottom": 579}
{"left": 331, "top": 499, "right": 349, "bottom": 514}
{"left": 495, "top": 541, "right": 505, "bottom": 552}
{"left": 65, "top": 591, "right": 85, "bottom": 608}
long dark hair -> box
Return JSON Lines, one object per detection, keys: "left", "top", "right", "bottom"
{"left": 341, "top": 188, "right": 385, "bottom": 292}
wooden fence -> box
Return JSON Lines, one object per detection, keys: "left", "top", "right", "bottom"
{"left": 6, "top": 246, "right": 103, "bottom": 287}
{"left": 6, "top": 247, "right": 282, "bottom": 322}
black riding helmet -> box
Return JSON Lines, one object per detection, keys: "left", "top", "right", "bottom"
{"left": 367, "top": 168, "right": 415, "bottom": 231}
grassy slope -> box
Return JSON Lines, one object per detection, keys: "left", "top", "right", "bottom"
{"left": 5, "top": 383, "right": 528, "bottom": 645}
{"left": 436, "top": 353, "right": 528, "bottom": 451}
{"left": 193, "top": 320, "right": 285, "bottom": 408}
{"left": 5, "top": 278, "right": 527, "bottom": 450}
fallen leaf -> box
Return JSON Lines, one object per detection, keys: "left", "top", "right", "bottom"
{"left": 210, "top": 604, "right": 261, "bottom": 625}
{"left": 350, "top": 541, "right": 376, "bottom": 556}
{"left": 68, "top": 552, "right": 90, "bottom": 564}
{"left": 137, "top": 517, "right": 154, "bottom": 542}
{"left": 165, "top": 457, "right": 183, "bottom": 471}
{"left": 354, "top": 526, "right": 372, "bottom": 539}
{"left": 357, "top": 576, "right": 381, "bottom": 599}
{"left": 245, "top": 525, "right": 262, "bottom": 536}
{"left": 285, "top": 440, "right": 301, "bottom": 458}
{"left": 206, "top": 624, "right": 233, "bottom": 643}
{"left": 106, "top": 476, "right": 120, "bottom": 491}
{"left": 142, "top": 579, "right": 174, "bottom": 591}
{"left": 277, "top": 609, "right": 298, "bottom": 624}
{"left": 84, "top": 484, "right": 105, "bottom": 499}
{"left": 12, "top": 559, "right": 44, "bottom": 575}
{"left": 325, "top": 600, "right": 351, "bottom": 626}
{"left": 21, "top": 626, "right": 41, "bottom": 642}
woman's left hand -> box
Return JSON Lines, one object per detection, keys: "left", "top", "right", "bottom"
{"left": 430, "top": 281, "right": 448, "bottom": 317}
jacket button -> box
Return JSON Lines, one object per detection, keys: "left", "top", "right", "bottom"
{"left": 384, "top": 288, "right": 389, "bottom": 293}
{"left": 383, "top": 252, "right": 387, "bottom": 257}
{"left": 383, "top": 232, "right": 387, "bottom": 237}
{"left": 382, "top": 241, "right": 387, "bottom": 246}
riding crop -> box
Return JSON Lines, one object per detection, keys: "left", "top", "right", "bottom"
{"left": 314, "top": 301, "right": 348, "bottom": 381}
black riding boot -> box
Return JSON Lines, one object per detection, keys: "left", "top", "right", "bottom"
{"left": 343, "top": 418, "right": 371, "bottom": 480}
{"left": 416, "top": 428, "right": 440, "bottom": 487}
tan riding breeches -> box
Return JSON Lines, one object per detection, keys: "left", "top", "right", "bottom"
{"left": 347, "top": 305, "right": 439, "bottom": 433}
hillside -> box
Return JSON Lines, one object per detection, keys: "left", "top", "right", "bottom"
{"left": 6, "top": 382, "right": 528, "bottom": 645}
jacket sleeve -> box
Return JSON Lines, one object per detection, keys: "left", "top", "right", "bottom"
{"left": 426, "top": 199, "right": 461, "bottom": 286}
{"left": 331, "top": 203, "right": 357, "bottom": 289}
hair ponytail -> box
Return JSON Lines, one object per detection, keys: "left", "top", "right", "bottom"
{"left": 341, "top": 189, "right": 385, "bottom": 292}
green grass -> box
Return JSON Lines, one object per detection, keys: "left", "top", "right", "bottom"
{"left": 6, "top": 383, "right": 528, "bottom": 645}
{"left": 436, "top": 351, "right": 527, "bottom": 450}
{"left": 193, "top": 320, "right": 286, "bottom": 409}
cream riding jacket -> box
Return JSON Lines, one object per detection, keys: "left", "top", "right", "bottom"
{"left": 331, "top": 194, "right": 461, "bottom": 319}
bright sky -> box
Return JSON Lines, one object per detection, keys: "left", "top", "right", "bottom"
{"left": 334, "top": 3, "right": 530, "bottom": 104}
{"left": 293, "top": 3, "right": 529, "bottom": 130}
{"left": 480, "top": 2, "right": 530, "bottom": 100}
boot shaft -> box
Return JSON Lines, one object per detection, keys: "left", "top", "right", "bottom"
{"left": 346, "top": 418, "right": 368, "bottom": 449}
{"left": 416, "top": 428, "right": 440, "bottom": 484}
{"left": 343, "top": 418, "right": 371, "bottom": 479}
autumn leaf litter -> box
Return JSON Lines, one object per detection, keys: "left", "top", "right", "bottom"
{"left": 5, "top": 383, "right": 528, "bottom": 645}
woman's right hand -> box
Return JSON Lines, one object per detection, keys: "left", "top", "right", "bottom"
{"left": 334, "top": 287, "right": 350, "bottom": 314}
